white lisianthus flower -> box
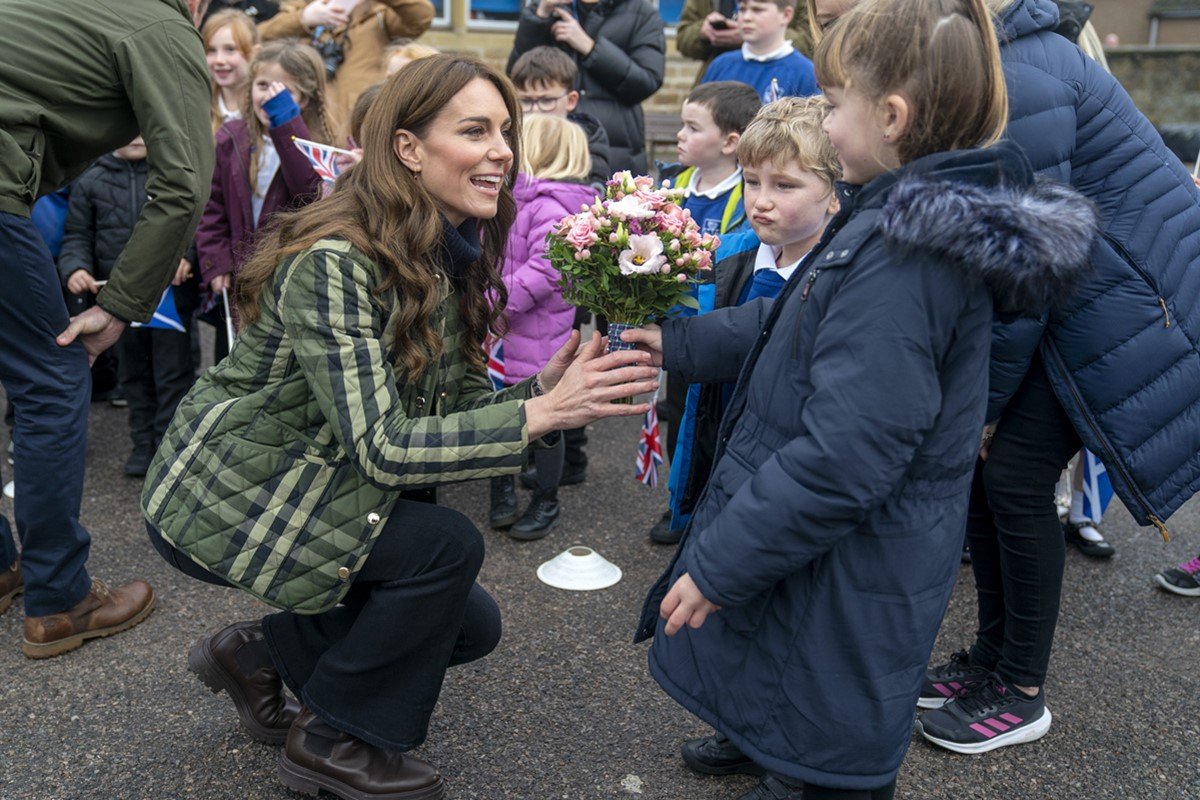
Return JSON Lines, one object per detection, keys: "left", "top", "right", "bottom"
{"left": 618, "top": 234, "right": 667, "bottom": 276}
{"left": 607, "top": 194, "right": 655, "bottom": 220}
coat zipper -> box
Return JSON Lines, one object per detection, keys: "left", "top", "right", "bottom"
{"left": 1101, "top": 232, "right": 1171, "bottom": 328}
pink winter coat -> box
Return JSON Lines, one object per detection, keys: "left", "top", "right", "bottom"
{"left": 500, "top": 175, "right": 599, "bottom": 383}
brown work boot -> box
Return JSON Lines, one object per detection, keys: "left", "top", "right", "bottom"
{"left": 0, "top": 560, "right": 22, "bottom": 615}
{"left": 22, "top": 578, "right": 154, "bottom": 659}
{"left": 188, "top": 620, "right": 300, "bottom": 745}
{"left": 278, "top": 708, "right": 446, "bottom": 799}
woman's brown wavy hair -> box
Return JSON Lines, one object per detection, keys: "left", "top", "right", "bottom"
{"left": 236, "top": 54, "right": 521, "bottom": 380}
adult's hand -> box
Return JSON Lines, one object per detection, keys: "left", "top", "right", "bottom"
{"left": 57, "top": 306, "right": 127, "bottom": 366}
{"left": 210, "top": 273, "right": 232, "bottom": 294}
{"left": 524, "top": 331, "right": 658, "bottom": 438}
{"left": 551, "top": 8, "right": 595, "bottom": 56}
{"left": 615, "top": 323, "right": 663, "bottom": 367}
{"left": 701, "top": 13, "right": 743, "bottom": 47}
{"left": 172, "top": 258, "right": 193, "bottom": 286}
{"left": 302, "top": 0, "right": 351, "bottom": 30}
{"left": 66, "top": 269, "right": 100, "bottom": 295}
{"left": 660, "top": 572, "right": 721, "bottom": 636}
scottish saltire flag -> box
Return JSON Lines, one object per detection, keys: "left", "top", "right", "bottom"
{"left": 765, "top": 78, "right": 782, "bottom": 104}
{"left": 635, "top": 378, "right": 664, "bottom": 487}
{"left": 292, "top": 137, "right": 354, "bottom": 183}
{"left": 130, "top": 287, "right": 186, "bottom": 333}
{"left": 1082, "top": 449, "right": 1114, "bottom": 522}
{"left": 484, "top": 334, "right": 506, "bottom": 390}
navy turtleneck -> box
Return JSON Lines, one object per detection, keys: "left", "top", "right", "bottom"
{"left": 439, "top": 217, "right": 482, "bottom": 282}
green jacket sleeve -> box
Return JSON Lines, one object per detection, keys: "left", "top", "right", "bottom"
{"left": 281, "top": 248, "right": 532, "bottom": 490}
{"left": 96, "top": 19, "right": 214, "bottom": 323}
{"left": 675, "top": 0, "right": 715, "bottom": 62}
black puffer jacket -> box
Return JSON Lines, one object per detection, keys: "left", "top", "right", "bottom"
{"left": 59, "top": 155, "right": 149, "bottom": 284}
{"left": 508, "top": 0, "right": 665, "bottom": 175}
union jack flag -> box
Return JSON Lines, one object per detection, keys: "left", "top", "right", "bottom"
{"left": 635, "top": 376, "right": 664, "bottom": 487}
{"left": 484, "top": 333, "right": 506, "bottom": 390}
{"left": 292, "top": 136, "right": 355, "bottom": 183}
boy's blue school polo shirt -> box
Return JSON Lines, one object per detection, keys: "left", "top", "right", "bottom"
{"left": 681, "top": 167, "right": 742, "bottom": 237}
{"left": 701, "top": 43, "right": 819, "bottom": 103}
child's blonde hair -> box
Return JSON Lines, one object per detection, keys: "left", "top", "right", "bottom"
{"left": 737, "top": 96, "right": 841, "bottom": 193}
{"left": 202, "top": 9, "right": 261, "bottom": 134}
{"left": 384, "top": 38, "right": 440, "bottom": 70}
{"left": 243, "top": 40, "right": 341, "bottom": 194}
{"left": 521, "top": 115, "right": 590, "bottom": 182}
{"left": 814, "top": 0, "right": 1007, "bottom": 166}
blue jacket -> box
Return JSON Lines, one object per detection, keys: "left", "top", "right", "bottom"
{"left": 995, "top": 0, "right": 1200, "bottom": 530}
{"left": 637, "top": 143, "right": 1096, "bottom": 788}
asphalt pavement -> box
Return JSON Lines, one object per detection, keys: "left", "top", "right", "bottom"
{"left": 0, "top": 367, "right": 1197, "bottom": 800}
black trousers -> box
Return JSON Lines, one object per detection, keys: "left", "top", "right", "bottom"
{"left": 802, "top": 781, "right": 896, "bottom": 800}
{"left": 966, "top": 353, "right": 1080, "bottom": 687}
{"left": 147, "top": 494, "right": 501, "bottom": 751}
{"left": 117, "top": 325, "right": 195, "bottom": 450}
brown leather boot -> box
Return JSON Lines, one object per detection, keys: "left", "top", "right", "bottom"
{"left": 278, "top": 708, "right": 446, "bottom": 800}
{"left": 188, "top": 620, "right": 300, "bottom": 745}
{"left": 0, "top": 560, "right": 22, "bottom": 615}
{"left": 22, "top": 578, "right": 154, "bottom": 659}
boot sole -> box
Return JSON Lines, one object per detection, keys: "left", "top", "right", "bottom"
{"left": 507, "top": 516, "right": 558, "bottom": 542}
{"left": 188, "top": 635, "right": 290, "bottom": 745}
{"left": 278, "top": 752, "right": 446, "bottom": 800}
{"left": 488, "top": 512, "right": 520, "bottom": 530}
{"left": 22, "top": 591, "right": 155, "bottom": 659}
{"left": 917, "top": 707, "right": 1052, "bottom": 754}
{"left": 680, "top": 749, "right": 766, "bottom": 777}
{"left": 0, "top": 583, "right": 23, "bottom": 616}
{"left": 916, "top": 696, "right": 950, "bottom": 710}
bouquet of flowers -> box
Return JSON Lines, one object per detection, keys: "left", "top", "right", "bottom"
{"left": 547, "top": 171, "right": 720, "bottom": 354}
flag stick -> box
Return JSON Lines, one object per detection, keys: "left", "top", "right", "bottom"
{"left": 221, "top": 286, "right": 235, "bottom": 345}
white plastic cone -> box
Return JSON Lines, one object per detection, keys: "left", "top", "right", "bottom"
{"left": 537, "top": 546, "right": 622, "bottom": 591}
{"left": 3, "top": 480, "right": 12, "bottom": 499}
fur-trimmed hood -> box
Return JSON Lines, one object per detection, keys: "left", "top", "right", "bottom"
{"left": 878, "top": 143, "right": 1097, "bottom": 316}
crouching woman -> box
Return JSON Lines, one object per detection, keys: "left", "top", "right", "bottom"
{"left": 141, "top": 54, "right": 657, "bottom": 800}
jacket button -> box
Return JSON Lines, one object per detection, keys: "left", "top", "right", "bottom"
{"left": 337, "top": 566, "right": 350, "bottom": 580}
{"left": 840, "top": 249, "right": 849, "bottom": 257}
{"left": 367, "top": 512, "right": 381, "bottom": 525}
{"left": 416, "top": 396, "right": 426, "bottom": 406}
{"left": 825, "top": 252, "right": 834, "bottom": 260}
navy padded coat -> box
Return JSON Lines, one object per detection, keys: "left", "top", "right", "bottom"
{"left": 637, "top": 144, "right": 1096, "bottom": 789}
{"left": 994, "top": 0, "right": 1200, "bottom": 528}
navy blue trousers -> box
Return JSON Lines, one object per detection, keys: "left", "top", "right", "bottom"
{"left": 0, "top": 212, "right": 93, "bottom": 616}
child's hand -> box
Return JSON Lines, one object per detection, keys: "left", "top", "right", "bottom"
{"left": 616, "top": 323, "right": 663, "bottom": 367}
{"left": 67, "top": 269, "right": 100, "bottom": 295}
{"left": 332, "top": 148, "right": 363, "bottom": 173}
{"left": 210, "top": 273, "right": 232, "bottom": 294}
{"left": 979, "top": 422, "right": 998, "bottom": 461}
{"left": 661, "top": 572, "right": 721, "bottom": 636}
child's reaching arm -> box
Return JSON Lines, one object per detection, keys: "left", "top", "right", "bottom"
{"left": 58, "top": 176, "right": 99, "bottom": 293}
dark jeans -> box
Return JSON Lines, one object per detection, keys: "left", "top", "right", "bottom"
{"left": 967, "top": 353, "right": 1080, "bottom": 687}
{"left": 0, "top": 213, "right": 92, "bottom": 615}
{"left": 117, "top": 325, "right": 196, "bottom": 450}
{"left": 148, "top": 495, "right": 501, "bottom": 751}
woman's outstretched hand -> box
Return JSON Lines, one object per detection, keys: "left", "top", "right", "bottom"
{"left": 616, "top": 323, "right": 663, "bottom": 367}
{"left": 525, "top": 331, "right": 659, "bottom": 439}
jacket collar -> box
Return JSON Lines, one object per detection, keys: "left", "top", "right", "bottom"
{"left": 997, "top": 0, "right": 1061, "bottom": 42}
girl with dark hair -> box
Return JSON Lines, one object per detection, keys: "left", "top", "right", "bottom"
{"left": 143, "top": 54, "right": 657, "bottom": 800}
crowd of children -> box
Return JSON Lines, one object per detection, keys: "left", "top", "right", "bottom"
{"left": 1, "top": 1, "right": 1198, "bottom": 799}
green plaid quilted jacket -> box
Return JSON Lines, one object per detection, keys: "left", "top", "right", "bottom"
{"left": 142, "top": 239, "right": 534, "bottom": 613}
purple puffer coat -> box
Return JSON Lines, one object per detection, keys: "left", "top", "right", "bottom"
{"left": 500, "top": 175, "right": 598, "bottom": 383}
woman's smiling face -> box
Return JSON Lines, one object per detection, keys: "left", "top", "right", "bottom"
{"left": 394, "top": 78, "right": 515, "bottom": 226}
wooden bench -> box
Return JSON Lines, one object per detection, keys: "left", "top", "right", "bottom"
{"left": 644, "top": 110, "right": 682, "bottom": 170}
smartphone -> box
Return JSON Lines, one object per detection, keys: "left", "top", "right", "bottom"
{"left": 711, "top": 18, "right": 729, "bottom": 29}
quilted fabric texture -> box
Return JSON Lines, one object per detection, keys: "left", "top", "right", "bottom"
{"left": 994, "top": 0, "right": 1200, "bottom": 526}
{"left": 143, "top": 239, "right": 534, "bottom": 613}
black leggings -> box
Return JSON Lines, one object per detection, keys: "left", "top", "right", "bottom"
{"left": 966, "top": 353, "right": 1080, "bottom": 686}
